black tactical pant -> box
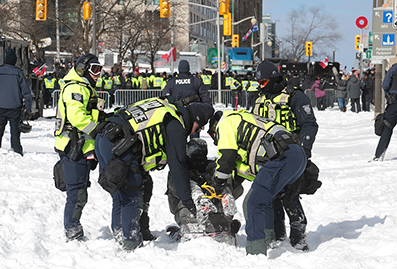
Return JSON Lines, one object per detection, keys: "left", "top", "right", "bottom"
{"left": 375, "top": 102, "right": 397, "bottom": 159}
{"left": 272, "top": 194, "right": 307, "bottom": 242}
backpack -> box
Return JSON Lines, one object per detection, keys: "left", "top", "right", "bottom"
{"left": 374, "top": 113, "right": 392, "bottom": 136}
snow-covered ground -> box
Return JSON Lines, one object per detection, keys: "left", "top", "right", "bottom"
{"left": 1, "top": 104, "right": 397, "bottom": 269}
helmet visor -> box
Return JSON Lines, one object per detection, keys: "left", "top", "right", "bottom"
{"left": 88, "top": 63, "right": 103, "bottom": 76}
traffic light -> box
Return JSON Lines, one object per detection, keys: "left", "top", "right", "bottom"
{"left": 83, "top": 2, "right": 91, "bottom": 20}
{"left": 160, "top": 0, "right": 171, "bottom": 18}
{"left": 355, "top": 35, "right": 361, "bottom": 50}
{"left": 305, "top": 41, "right": 312, "bottom": 56}
{"left": 219, "top": 0, "right": 229, "bottom": 16}
{"left": 223, "top": 13, "right": 231, "bottom": 36}
{"left": 35, "top": 0, "right": 47, "bottom": 21}
{"left": 232, "top": 34, "right": 239, "bottom": 47}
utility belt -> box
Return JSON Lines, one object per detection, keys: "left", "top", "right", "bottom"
{"left": 103, "top": 122, "right": 140, "bottom": 157}
{"left": 256, "top": 131, "right": 298, "bottom": 165}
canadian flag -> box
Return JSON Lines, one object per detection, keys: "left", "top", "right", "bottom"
{"left": 319, "top": 55, "right": 329, "bottom": 69}
{"left": 161, "top": 47, "right": 177, "bottom": 64}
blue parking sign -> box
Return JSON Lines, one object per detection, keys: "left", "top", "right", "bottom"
{"left": 383, "top": 11, "right": 393, "bottom": 23}
{"left": 382, "top": 34, "right": 395, "bottom": 46}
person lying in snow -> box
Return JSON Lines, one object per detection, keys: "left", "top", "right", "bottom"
{"left": 166, "top": 138, "right": 242, "bottom": 245}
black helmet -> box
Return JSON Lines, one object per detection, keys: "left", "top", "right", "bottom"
{"left": 255, "top": 60, "right": 278, "bottom": 82}
{"left": 186, "top": 138, "right": 208, "bottom": 161}
{"left": 19, "top": 121, "right": 32, "bottom": 133}
{"left": 207, "top": 111, "right": 223, "bottom": 145}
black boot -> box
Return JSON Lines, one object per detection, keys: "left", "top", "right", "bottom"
{"left": 141, "top": 229, "right": 157, "bottom": 241}
{"left": 290, "top": 228, "right": 309, "bottom": 251}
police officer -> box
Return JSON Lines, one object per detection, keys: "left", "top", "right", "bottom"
{"left": 94, "top": 97, "right": 214, "bottom": 251}
{"left": 44, "top": 73, "right": 57, "bottom": 108}
{"left": 200, "top": 70, "right": 212, "bottom": 90}
{"left": 95, "top": 74, "right": 104, "bottom": 92}
{"left": 162, "top": 60, "right": 212, "bottom": 138}
{"left": 251, "top": 60, "right": 320, "bottom": 251}
{"left": 103, "top": 73, "right": 114, "bottom": 107}
{"left": 373, "top": 63, "right": 397, "bottom": 161}
{"left": 246, "top": 72, "right": 260, "bottom": 111}
{"left": 54, "top": 53, "right": 105, "bottom": 241}
{"left": 207, "top": 110, "right": 307, "bottom": 255}
{"left": 0, "top": 49, "right": 32, "bottom": 156}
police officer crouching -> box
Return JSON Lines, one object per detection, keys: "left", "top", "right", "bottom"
{"left": 252, "top": 60, "right": 321, "bottom": 251}
{"left": 207, "top": 110, "right": 307, "bottom": 256}
{"left": 94, "top": 96, "right": 214, "bottom": 251}
{"left": 54, "top": 53, "right": 106, "bottom": 241}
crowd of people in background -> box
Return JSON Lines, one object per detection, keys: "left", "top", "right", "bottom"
{"left": 302, "top": 67, "right": 375, "bottom": 113}
{"left": 31, "top": 54, "right": 376, "bottom": 114}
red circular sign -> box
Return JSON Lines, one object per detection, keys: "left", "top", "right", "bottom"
{"left": 356, "top": 16, "right": 368, "bottom": 29}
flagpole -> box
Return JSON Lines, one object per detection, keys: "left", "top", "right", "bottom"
{"left": 171, "top": 3, "right": 175, "bottom": 73}
{"left": 217, "top": 1, "right": 221, "bottom": 103}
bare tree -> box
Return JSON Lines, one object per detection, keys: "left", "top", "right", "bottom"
{"left": 281, "top": 5, "right": 342, "bottom": 62}
{"left": 140, "top": 9, "right": 173, "bottom": 72}
{"left": 0, "top": 1, "right": 52, "bottom": 54}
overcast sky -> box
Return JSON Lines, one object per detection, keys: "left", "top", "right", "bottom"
{"left": 262, "top": 0, "right": 374, "bottom": 70}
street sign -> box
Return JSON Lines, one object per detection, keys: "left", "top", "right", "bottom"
{"left": 366, "top": 50, "right": 372, "bottom": 59}
{"left": 356, "top": 16, "right": 368, "bottom": 29}
{"left": 372, "top": 6, "right": 396, "bottom": 58}
{"left": 372, "top": 33, "right": 396, "bottom": 57}
{"left": 369, "top": 31, "right": 373, "bottom": 46}
{"left": 356, "top": 52, "right": 361, "bottom": 60}
{"left": 373, "top": 7, "right": 394, "bottom": 33}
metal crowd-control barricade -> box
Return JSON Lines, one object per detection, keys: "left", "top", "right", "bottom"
{"left": 51, "top": 90, "right": 111, "bottom": 109}
{"left": 208, "top": 89, "right": 245, "bottom": 108}
{"left": 114, "top": 89, "right": 162, "bottom": 107}
{"left": 96, "top": 91, "right": 111, "bottom": 109}
{"left": 52, "top": 90, "right": 61, "bottom": 108}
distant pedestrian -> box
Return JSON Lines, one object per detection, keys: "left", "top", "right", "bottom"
{"left": 347, "top": 70, "right": 363, "bottom": 113}
{"left": 332, "top": 67, "right": 348, "bottom": 112}
{"left": 362, "top": 72, "right": 374, "bottom": 111}
{"left": 0, "top": 49, "right": 32, "bottom": 156}
{"left": 311, "top": 77, "right": 326, "bottom": 110}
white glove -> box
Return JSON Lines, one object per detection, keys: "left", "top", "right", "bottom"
{"left": 221, "top": 193, "right": 237, "bottom": 217}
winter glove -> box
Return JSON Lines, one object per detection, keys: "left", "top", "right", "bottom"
{"left": 90, "top": 158, "right": 98, "bottom": 171}
{"left": 221, "top": 193, "right": 237, "bottom": 217}
{"left": 195, "top": 196, "right": 218, "bottom": 224}
{"left": 301, "top": 160, "right": 321, "bottom": 194}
